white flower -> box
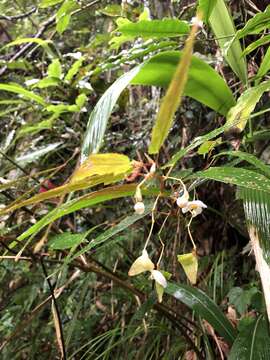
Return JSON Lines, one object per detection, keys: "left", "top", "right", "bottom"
{"left": 128, "top": 250, "right": 167, "bottom": 290}
{"left": 182, "top": 200, "right": 207, "bottom": 217}
{"left": 151, "top": 270, "right": 167, "bottom": 288}
{"left": 134, "top": 201, "right": 145, "bottom": 215}
{"left": 128, "top": 249, "right": 154, "bottom": 276}
{"left": 176, "top": 189, "right": 189, "bottom": 208}
{"left": 190, "top": 16, "right": 203, "bottom": 29}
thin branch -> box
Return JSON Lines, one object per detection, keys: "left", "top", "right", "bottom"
{"left": 0, "top": 7, "right": 36, "bottom": 21}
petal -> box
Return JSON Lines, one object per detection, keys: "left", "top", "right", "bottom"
{"left": 176, "top": 190, "right": 189, "bottom": 208}
{"left": 191, "top": 206, "right": 203, "bottom": 217}
{"left": 151, "top": 270, "right": 167, "bottom": 288}
{"left": 128, "top": 250, "right": 154, "bottom": 276}
{"left": 134, "top": 202, "right": 145, "bottom": 215}
{"left": 188, "top": 200, "right": 207, "bottom": 209}
{"left": 182, "top": 206, "right": 189, "bottom": 214}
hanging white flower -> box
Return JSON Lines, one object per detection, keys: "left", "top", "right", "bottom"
{"left": 128, "top": 250, "right": 167, "bottom": 292}
{"left": 151, "top": 270, "right": 167, "bottom": 288}
{"left": 128, "top": 249, "right": 154, "bottom": 276}
{"left": 176, "top": 189, "right": 189, "bottom": 208}
{"left": 182, "top": 200, "right": 207, "bottom": 217}
{"left": 134, "top": 201, "right": 145, "bottom": 215}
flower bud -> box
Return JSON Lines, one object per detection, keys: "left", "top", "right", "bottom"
{"left": 149, "top": 163, "right": 156, "bottom": 174}
{"left": 134, "top": 201, "right": 145, "bottom": 215}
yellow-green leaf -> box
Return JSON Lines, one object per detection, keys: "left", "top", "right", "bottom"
{"left": 226, "top": 81, "right": 270, "bottom": 132}
{"left": 71, "top": 153, "right": 132, "bottom": 184}
{"left": 148, "top": 12, "right": 202, "bottom": 154}
{"left": 177, "top": 252, "right": 198, "bottom": 284}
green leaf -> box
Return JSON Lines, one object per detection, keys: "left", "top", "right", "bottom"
{"left": 198, "top": 138, "right": 222, "bottom": 156}
{"left": 17, "top": 184, "right": 160, "bottom": 240}
{"left": 198, "top": 0, "right": 217, "bottom": 23}
{"left": 216, "top": 151, "right": 270, "bottom": 178}
{"left": 49, "top": 232, "right": 87, "bottom": 249}
{"left": 228, "top": 316, "right": 270, "bottom": 360}
{"left": 0, "top": 83, "right": 46, "bottom": 106}
{"left": 209, "top": 0, "right": 247, "bottom": 83}
{"left": 226, "top": 81, "right": 270, "bottom": 132}
{"left": 15, "top": 142, "right": 62, "bottom": 165}
{"left": 48, "top": 59, "right": 62, "bottom": 79}
{"left": 56, "top": 0, "right": 78, "bottom": 34}
{"left": 64, "top": 56, "right": 85, "bottom": 82}
{"left": 165, "top": 282, "right": 237, "bottom": 345}
{"left": 69, "top": 203, "right": 153, "bottom": 261}
{"left": 81, "top": 65, "right": 141, "bottom": 161}
{"left": 257, "top": 47, "right": 270, "bottom": 82}
{"left": 195, "top": 167, "right": 270, "bottom": 193}
{"left": 228, "top": 287, "right": 259, "bottom": 315}
{"left": 148, "top": 20, "right": 199, "bottom": 154}
{"left": 81, "top": 50, "right": 235, "bottom": 161}
{"left": 238, "top": 188, "right": 270, "bottom": 264}
{"left": 234, "top": 6, "right": 270, "bottom": 39}
{"left": 165, "top": 124, "right": 228, "bottom": 167}
{"left": 98, "top": 4, "right": 122, "bottom": 17}
{"left": 132, "top": 51, "right": 235, "bottom": 116}
{"left": 242, "top": 35, "right": 270, "bottom": 56}
{"left": 35, "top": 78, "right": 60, "bottom": 88}
{"left": 111, "top": 18, "right": 190, "bottom": 47}
{"left": 3, "top": 37, "right": 52, "bottom": 49}
{"left": 40, "top": 0, "right": 64, "bottom": 8}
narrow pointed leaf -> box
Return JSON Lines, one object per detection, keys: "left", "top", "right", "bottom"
{"left": 81, "top": 65, "right": 141, "bottom": 162}
{"left": 209, "top": 0, "right": 247, "bottom": 83}
{"left": 148, "top": 15, "right": 202, "bottom": 154}
{"left": 0, "top": 84, "right": 46, "bottom": 106}
{"left": 257, "top": 47, "right": 270, "bottom": 82}
{"left": 216, "top": 151, "right": 270, "bottom": 178}
{"left": 195, "top": 167, "right": 270, "bottom": 193}
{"left": 165, "top": 282, "right": 237, "bottom": 344}
{"left": 198, "top": 0, "right": 217, "bottom": 23}
{"left": 226, "top": 81, "right": 270, "bottom": 132}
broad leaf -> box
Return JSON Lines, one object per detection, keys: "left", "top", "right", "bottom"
{"left": 242, "top": 35, "right": 270, "bottom": 56}
{"left": 48, "top": 59, "right": 62, "bottom": 79}
{"left": 40, "top": 0, "right": 63, "bottom": 8}
{"left": 234, "top": 6, "right": 270, "bottom": 39}
{"left": 195, "top": 167, "right": 270, "bottom": 193}
{"left": 132, "top": 51, "right": 235, "bottom": 116}
{"left": 71, "top": 153, "right": 132, "bottom": 184}
{"left": 228, "top": 316, "right": 270, "bottom": 360}
{"left": 226, "top": 81, "right": 270, "bottom": 132}
{"left": 209, "top": 0, "right": 247, "bottom": 83}
{"left": 165, "top": 282, "right": 237, "bottom": 344}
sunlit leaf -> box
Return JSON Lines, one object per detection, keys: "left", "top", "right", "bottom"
{"left": 3, "top": 37, "right": 52, "bottom": 49}
{"left": 71, "top": 153, "right": 132, "bottom": 184}
{"left": 40, "top": 0, "right": 64, "bottom": 8}
{"left": 226, "top": 81, "right": 270, "bottom": 132}
{"left": 48, "top": 59, "right": 62, "bottom": 79}
{"left": 110, "top": 18, "right": 190, "bottom": 48}
{"left": 177, "top": 252, "right": 198, "bottom": 284}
